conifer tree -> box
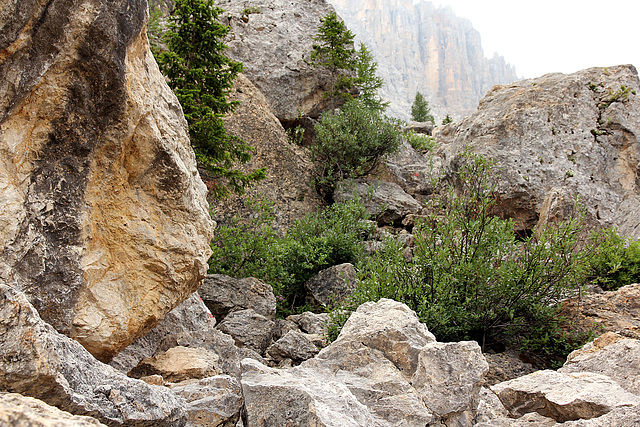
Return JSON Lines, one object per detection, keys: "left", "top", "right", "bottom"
{"left": 354, "top": 43, "right": 389, "bottom": 112}
{"left": 411, "top": 91, "right": 435, "bottom": 123}
{"left": 155, "top": 0, "right": 265, "bottom": 198}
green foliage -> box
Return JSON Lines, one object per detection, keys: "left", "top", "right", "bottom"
{"left": 147, "top": 5, "right": 165, "bottom": 51}
{"left": 405, "top": 130, "right": 436, "bottom": 153}
{"left": 311, "top": 99, "right": 403, "bottom": 194}
{"left": 330, "top": 152, "right": 592, "bottom": 357}
{"left": 410, "top": 91, "right": 434, "bottom": 123}
{"left": 311, "top": 12, "right": 356, "bottom": 74}
{"left": 442, "top": 114, "right": 453, "bottom": 125}
{"left": 209, "top": 198, "right": 372, "bottom": 316}
{"left": 242, "top": 6, "right": 261, "bottom": 16}
{"left": 155, "top": 0, "right": 265, "bottom": 198}
{"left": 588, "top": 227, "right": 640, "bottom": 291}
{"left": 353, "top": 43, "right": 389, "bottom": 112}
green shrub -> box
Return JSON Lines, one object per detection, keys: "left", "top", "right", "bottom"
{"left": 405, "top": 130, "right": 436, "bottom": 152}
{"left": 330, "top": 152, "right": 592, "bottom": 357}
{"left": 209, "top": 197, "right": 372, "bottom": 316}
{"left": 588, "top": 227, "right": 640, "bottom": 291}
{"left": 311, "top": 99, "right": 402, "bottom": 194}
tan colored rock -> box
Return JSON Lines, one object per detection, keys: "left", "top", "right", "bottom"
{"left": 562, "top": 404, "right": 640, "bottom": 426}
{"left": 434, "top": 65, "right": 640, "bottom": 237}
{"left": 210, "top": 73, "right": 323, "bottom": 233}
{"left": 491, "top": 370, "right": 640, "bottom": 422}
{"left": 475, "top": 412, "right": 559, "bottom": 426}
{"left": 129, "top": 346, "right": 221, "bottom": 383}
{"left": 0, "top": 0, "right": 214, "bottom": 361}
{"left": 0, "top": 393, "right": 107, "bottom": 427}
{"left": 559, "top": 332, "right": 640, "bottom": 395}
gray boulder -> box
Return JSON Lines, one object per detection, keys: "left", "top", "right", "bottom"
{"left": 0, "top": 393, "right": 107, "bottom": 427}
{"left": 199, "top": 274, "right": 276, "bottom": 322}
{"left": 128, "top": 346, "right": 221, "bottom": 383}
{"left": 403, "top": 121, "right": 435, "bottom": 135}
{"left": 216, "top": 309, "right": 275, "bottom": 354}
{"left": 490, "top": 370, "right": 640, "bottom": 422}
{"left": 0, "top": 284, "right": 187, "bottom": 426}
{"left": 562, "top": 404, "right": 640, "bottom": 426}
{"left": 335, "top": 179, "right": 422, "bottom": 225}
{"left": 434, "top": 65, "right": 640, "bottom": 237}
{"left": 218, "top": 0, "right": 338, "bottom": 120}
{"left": 287, "top": 311, "right": 330, "bottom": 336}
{"left": 266, "top": 331, "right": 320, "bottom": 363}
{"left": 383, "top": 141, "right": 437, "bottom": 200}
{"left": 304, "top": 263, "right": 357, "bottom": 309}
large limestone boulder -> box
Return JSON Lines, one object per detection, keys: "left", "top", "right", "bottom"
{"left": 0, "top": 0, "right": 214, "bottom": 361}
{"left": 0, "top": 283, "right": 187, "bottom": 426}
{"left": 0, "top": 393, "right": 107, "bottom": 427}
{"left": 559, "top": 332, "right": 640, "bottom": 395}
{"left": 434, "top": 65, "right": 640, "bottom": 237}
{"left": 490, "top": 370, "right": 640, "bottom": 422}
{"left": 240, "top": 299, "right": 488, "bottom": 426}
{"left": 218, "top": 0, "right": 338, "bottom": 121}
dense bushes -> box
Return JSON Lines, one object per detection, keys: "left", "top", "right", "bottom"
{"left": 311, "top": 99, "right": 403, "bottom": 194}
{"left": 209, "top": 198, "right": 372, "bottom": 315}
{"left": 330, "top": 153, "right": 595, "bottom": 356}
{"left": 588, "top": 227, "right": 640, "bottom": 291}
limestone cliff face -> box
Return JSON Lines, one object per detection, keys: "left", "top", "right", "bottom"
{"left": 329, "top": 0, "right": 518, "bottom": 120}
{"left": 0, "top": 0, "right": 214, "bottom": 361}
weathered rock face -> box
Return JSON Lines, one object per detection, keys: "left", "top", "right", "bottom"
{"left": 435, "top": 65, "right": 640, "bottom": 237}
{"left": 210, "top": 73, "right": 323, "bottom": 233}
{"left": 329, "top": 0, "right": 518, "bottom": 120}
{"left": 217, "top": 0, "right": 337, "bottom": 121}
{"left": 0, "top": 283, "right": 187, "bottom": 426}
{"left": 0, "top": 0, "right": 214, "bottom": 361}
{"left": 199, "top": 274, "right": 276, "bottom": 322}
{"left": 304, "top": 263, "right": 357, "bottom": 309}
{"left": 0, "top": 393, "right": 107, "bottom": 427}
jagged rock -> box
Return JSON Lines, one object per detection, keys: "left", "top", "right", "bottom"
{"left": 273, "top": 318, "right": 301, "bottom": 341}
{"left": 210, "top": 73, "right": 323, "bottom": 233}
{"left": 0, "top": 0, "right": 214, "bottom": 361}
{"left": 0, "top": 283, "right": 187, "bottom": 426}
{"left": 411, "top": 341, "right": 489, "bottom": 423}
{"left": 562, "top": 404, "right": 640, "bottom": 426}
{"left": 434, "top": 65, "right": 640, "bottom": 238}
{"left": 241, "top": 358, "right": 381, "bottom": 426}
{"left": 337, "top": 299, "right": 436, "bottom": 375}
{"left": 128, "top": 347, "right": 221, "bottom": 383}
{"left": 475, "top": 387, "right": 509, "bottom": 424}
{"left": 382, "top": 141, "right": 436, "bottom": 201}
{"left": 329, "top": 0, "right": 518, "bottom": 120}
{"left": 559, "top": 283, "right": 640, "bottom": 340}
{"left": 335, "top": 179, "right": 422, "bottom": 225}
{"left": 491, "top": 370, "right": 640, "bottom": 422}
{"left": 168, "top": 375, "right": 243, "bottom": 427}
{"left": 266, "top": 331, "right": 320, "bottom": 363}
{"left": 0, "top": 393, "right": 107, "bottom": 427}
{"left": 559, "top": 332, "right": 640, "bottom": 395}
{"left": 287, "top": 311, "right": 330, "bottom": 336}
{"left": 110, "top": 292, "right": 216, "bottom": 373}
{"left": 304, "top": 263, "right": 357, "bottom": 309}
{"left": 216, "top": 309, "right": 274, "bottom": 354}
{"left": 241, "top": 299, "right": 489, "bottom": 425}
{"left": 198, "top": 274, "right": 276, "bottom": 322}
{"left": 218, "top": 0, "right": 338, "bottom": 121}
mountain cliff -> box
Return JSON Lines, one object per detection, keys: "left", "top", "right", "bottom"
{"left": 329, "top": 0, "right": 519, "bottom": 120}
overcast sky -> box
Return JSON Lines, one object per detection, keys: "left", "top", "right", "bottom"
{"left": 419, "top": 0, "right": 640, "bottom": 79}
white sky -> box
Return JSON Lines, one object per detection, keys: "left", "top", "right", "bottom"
{"left": 419, "top": 0, "right": 640, "bottom": 79}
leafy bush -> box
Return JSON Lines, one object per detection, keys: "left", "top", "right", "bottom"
{"left": 588, "top": 227, "right": 640, "bottom": 291}
{"left": 209, "top": 198, "right": 372, "bottom": 316}
{"left": 405, "top": 130, "right": 436, "bottom": 153}
{"left": 311, "top": 99, "right": 402, "bottom": 194}
{"left": 330, "top": 152, "right": 592, "bottom": 356}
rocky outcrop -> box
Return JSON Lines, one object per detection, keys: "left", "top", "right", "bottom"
{"left": 210, "top": 73, "right": 323, "bottom": 232}
{"left": 241, "top": 299, "right": 488, "bottom": 425}
{"left": 218, "top": 0, "right": 337, "bottom": 121}
{"left": 304, "top": 263, "right": 357, "bottom": 309}
{"left": 329, "top": 0, "right": 518, "bottom": 120}
{"left": 0, "top": 283, "right": 187, "bottom": 426}
{"left": 0, "top": 393, "right": 107, "bottom": 427}
{"left": 199, "top": 274, "right": 276, "bottom": 322}
{"left": 435, "top": 65, "right": 640, "bottom": 237}
{"left": 0, "top": 0, "right": 214, "bottom": 361}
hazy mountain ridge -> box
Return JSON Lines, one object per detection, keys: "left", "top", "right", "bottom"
{"left": 329, "top": 0, "right": 518, "bottom": 120}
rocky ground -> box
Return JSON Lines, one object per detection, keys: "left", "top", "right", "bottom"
{"left": 2, "top": 0, "right": 640, "bottom": 426}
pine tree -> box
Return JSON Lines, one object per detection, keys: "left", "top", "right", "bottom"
{"left": 411, "top": 91, "right": 434, "bottom": 123}
{"left": 155, "top": 0, "right": 265, "bottom": 198}
{"left": 354, "top": 43, "right": 389, "bottom": 112}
